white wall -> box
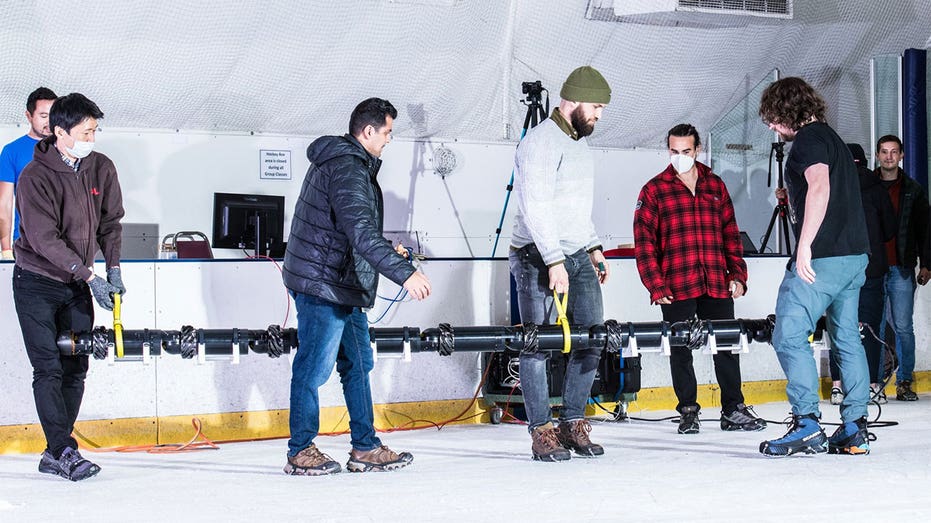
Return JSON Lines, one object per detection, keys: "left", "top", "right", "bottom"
{"left": 0, "top": 125, "right": 674, "bottom": 258}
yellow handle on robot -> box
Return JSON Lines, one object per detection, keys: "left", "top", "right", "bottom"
{"left": 113, "top": 293, "right": 124, "bottom": 358}
{"left": 553, "top": 290, "right": 571, "bottom": 354}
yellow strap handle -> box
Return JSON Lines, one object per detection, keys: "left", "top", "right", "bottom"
{"left": 113, "top": 293, "right": 124, "bottom": 358}
{"left": 553, "top": 290, "right": 571, "bottom": 354}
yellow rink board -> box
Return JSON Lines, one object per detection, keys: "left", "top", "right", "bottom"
{"left": 1, "top": 373, "right": 925, "bottom": 455}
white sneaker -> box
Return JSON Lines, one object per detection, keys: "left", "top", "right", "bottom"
{"left": 830, "top": 387, "right": 844, "bottom": 405}
{"left": 871, "top": 385, "right": 887, "bottom": 404}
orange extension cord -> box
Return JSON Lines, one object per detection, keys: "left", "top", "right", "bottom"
{"left": 75, "top": 417, "right": 219, "bottom": 454}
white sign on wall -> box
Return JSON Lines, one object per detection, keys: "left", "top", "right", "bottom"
{"left": 260, "top": 149, "right": 291, "bottom": 180}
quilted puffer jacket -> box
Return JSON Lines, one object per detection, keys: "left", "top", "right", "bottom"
{"left": 282, "top": 134, "right": 414, "bottom": 308}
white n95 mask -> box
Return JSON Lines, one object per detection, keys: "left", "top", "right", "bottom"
{"left": 670, "top": 154, "right": 695, "bottom": 174}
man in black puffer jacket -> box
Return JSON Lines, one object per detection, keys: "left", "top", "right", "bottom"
{"left": 282, "top": 98, "right": 432, "bottom": 476}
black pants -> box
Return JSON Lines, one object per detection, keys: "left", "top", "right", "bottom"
{"left": 13, "top": 266, "right": 93, "bottom": 457}
{"left": 661, "top": 295, "right": 744, "bottom": 414}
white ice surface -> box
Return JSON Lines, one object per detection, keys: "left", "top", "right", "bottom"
{"left": 1, "top": 397, "right": 929, "bottom": 522}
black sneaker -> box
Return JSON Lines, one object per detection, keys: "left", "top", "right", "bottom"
{"left": 677, "top": 406, "right": 700, "bottom": 434}
{"left": 720, "top": 403, "right": 767, "bottom": 432}
{"left": 828, "top": 417, "right": 871, "bottom": 455}
{"left": 896, "top": 380, "right": 918, "bottom": 401}
{"left": 38, "top": 447, "right": 100, "bottom": 481}
{"left": 759, "top": 413, "right": 827, "bottom": 457}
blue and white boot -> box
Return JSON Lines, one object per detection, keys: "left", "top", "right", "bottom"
{"left": 759, "top": 413, "right": 827, "bottom": 457}
{"left": 828, "top": 417, "right": 871, "bottom": 455}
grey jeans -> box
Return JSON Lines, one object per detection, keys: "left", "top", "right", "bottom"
{"left": 509, "top": 245, "right": 604, "bottom": 430}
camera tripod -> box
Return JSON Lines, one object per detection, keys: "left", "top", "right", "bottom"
{"left": 490, "top": 80, "right": 549, "bottom": 257}
{"left": 759, "top": 141, "right": 792, "bottom": 254}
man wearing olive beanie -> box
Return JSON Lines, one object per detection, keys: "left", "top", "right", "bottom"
{"left": 509, "top": 65, "right": 612, "bottom": 461}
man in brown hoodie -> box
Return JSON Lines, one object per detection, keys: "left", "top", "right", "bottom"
{"left": 12, "top": 93, "right": 124, "bottom": 481}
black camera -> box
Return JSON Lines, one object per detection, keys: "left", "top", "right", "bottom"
{"left": 521, "top": 80, "right": 543, "bottom": 97}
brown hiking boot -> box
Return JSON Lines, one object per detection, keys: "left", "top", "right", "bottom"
{"left": 346, "top": 445, "right": 413, "bottom": 472}
{"left": 531, "top": 422, "right": 571, "bottom": 462}
{"left": 557, "top": 419, "right": 604, "bottom": 456}
{"left": 896, "top": 380, "right": 919, "bottom": 401}
{"left": 283, "top": 444, "right": 341, "bottom": 476}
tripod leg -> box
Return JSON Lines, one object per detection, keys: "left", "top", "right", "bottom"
{"left": 780, "top": 212, "right": 793, "bottom": 254}
{"left": 492, "top": 100, "right": 548, "bottom": 256}
{"left": 760, "top": 205, "right": 781, "bottom": 253}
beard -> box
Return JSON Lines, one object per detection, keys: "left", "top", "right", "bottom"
{"left": 569, "top": 106, "right": 595, "bottom": 138}
{"left": 777, "top": 128, "right": 796, "bottom": 142}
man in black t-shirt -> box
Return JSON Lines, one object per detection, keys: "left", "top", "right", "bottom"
{"left": 757, "top": 77, "right": 872, "bottom": 457}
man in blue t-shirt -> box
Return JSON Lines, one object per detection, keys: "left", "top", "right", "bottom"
{"left": 757, "top": 77, "right": 872, "bottom": 458}
{"left": 0, "top": 87, "right": 57, "bottom": 259}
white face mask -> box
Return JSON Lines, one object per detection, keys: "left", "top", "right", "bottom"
{"left": 66, "top": 139, "right": 95, "bottom": 159}
{"left": 670, "top": 154, "right": 695, "bottom": 174}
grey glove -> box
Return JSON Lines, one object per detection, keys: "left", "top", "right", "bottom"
{"left": 107, "top": 266, "right": 126, "bottom": 295}
{"left": 88, "top": 275, "right": 120, "bottom": 311}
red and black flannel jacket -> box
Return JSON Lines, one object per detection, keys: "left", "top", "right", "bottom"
{"left": 633, "top": 162, "right": 747, "bottom": 304}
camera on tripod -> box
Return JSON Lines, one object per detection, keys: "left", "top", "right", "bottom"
{"left": 492, "top": 79, "right": 548, "bottom": 256}
{"left": 760, "top": 140, "right": 792, "bottom": 254}
{"left": 771, "top": 141, "right": 785, "bottom": 163}
{"left": 522, "top": 80, "right": 543, "bottom": 101}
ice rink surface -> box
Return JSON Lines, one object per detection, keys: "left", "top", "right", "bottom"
{"left": 1, "top": 397, "right": 929, "bottom": 522}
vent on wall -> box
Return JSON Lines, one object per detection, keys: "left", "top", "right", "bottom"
{"left": 597, "top": 0, "right": 792, "bottom": 19}
{"left": 677, "top": 0, "right": 791, "bottom": 18}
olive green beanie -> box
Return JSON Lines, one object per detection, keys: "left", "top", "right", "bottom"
{"left": 560, "top": 66, "right": 611, "bottom": 104}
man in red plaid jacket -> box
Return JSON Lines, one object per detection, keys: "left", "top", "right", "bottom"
{"left": 634, "top": 123, "right": 765, "bottom": 435}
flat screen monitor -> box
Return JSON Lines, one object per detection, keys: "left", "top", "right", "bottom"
{"left": 212, "top": 192, "right": 285, "bottom": 256}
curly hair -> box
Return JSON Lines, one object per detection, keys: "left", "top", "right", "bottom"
{"left": 759, "top": 77, "right": 826, "bottom": 130}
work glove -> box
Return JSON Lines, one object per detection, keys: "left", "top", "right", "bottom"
{"left": 1, "top": 249, "right": 13, "bottom": 260}
{"left": 107, "top": 266, "right": 126, "bottom": 295}
{"left": 88, "top": 275, "right": 120, "bottom": 311}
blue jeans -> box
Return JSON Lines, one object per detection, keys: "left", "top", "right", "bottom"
{"left": 772, "top": 254, "right": 869, "bottom": 422}
{"left": 288, "top": 293, "right": 381, "bottom": 457}
{"left": 881, "top": 266, "right": 917, "bottom": 382}
{"left": 828, "top": 275, "right": 884, "bottom": 383}
{"left": 509, "top": 245, "right": 604, "bottom": 431}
